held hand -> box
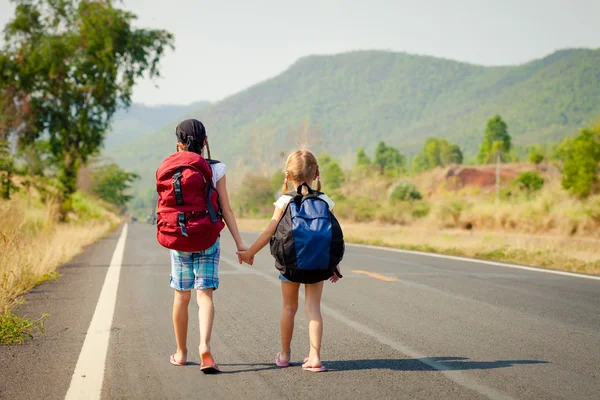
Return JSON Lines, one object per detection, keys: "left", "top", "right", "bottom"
{"left": 236, "top": 245, "right": 247, "bottom": 264}
{"left": 329, "top": 265, "right": 342, "bottom": 283}
{"left": 236, "top": 244, "right": 252, "bottom": 265}
{"left": 236, "top": 250, "right": 254, "bottom": 265}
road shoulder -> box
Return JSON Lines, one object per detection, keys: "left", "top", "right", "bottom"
{"left": 0, "top": 226, "right": 123, "bottom": 400}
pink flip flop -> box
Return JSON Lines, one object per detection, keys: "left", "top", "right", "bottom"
{"left": 302, "top": 357, "right": 327, "bottom": 372}
{"left": 275, "top": 352, "right": 290, "bottom": 368}
{"left": 170, "top": 354, "right": 186, "bottom": 366}
{"left": 200, "top": 351, "right": 221, "bottom": 374}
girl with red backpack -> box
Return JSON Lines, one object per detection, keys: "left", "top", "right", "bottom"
{"left": 155, "top": 119, "right": 248, "bottom": 373}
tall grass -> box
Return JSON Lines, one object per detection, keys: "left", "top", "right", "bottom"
{"left": 435, "top": 182, "right": 600, "bottom": 236}
{"left": 0, "top": 192, "right": 119, "bottom": 312}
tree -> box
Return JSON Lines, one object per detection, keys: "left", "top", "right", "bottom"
{"left": 374, "top": 141, "right": 405, "bottom": 174}
{"left": 91, "top": 163, "right": 139, "bottom": 209}
{"left": 0, "top": 140, "right": 18, "bottom": 199}
{"left": 441, "top": 142, "right": 463, "bottom": 165}
{"left": 478, "top": 115, "right": 512, "bottom": 164}
{"left": 0, "top": 0, "right": 173, "bottom": 215}
{"left": 413, "top": 138, "right": 463, "bottom": 172}
{"left": 528, "top": 145, "right": 545, "bottom": 167}
{"left": 560, "top": 125, "right": 600, "bottom": 198}
{"left": 319, "top": 153, "right": 344, "bottom": 190}
{"left": 356, "top": 147, "right": 371, "bottom": 167}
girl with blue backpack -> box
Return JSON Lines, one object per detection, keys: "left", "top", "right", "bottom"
{"left": 238, "top": 150, "right": 344, "bottom": 372}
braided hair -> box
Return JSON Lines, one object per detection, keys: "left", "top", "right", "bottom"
{"left": 175, "top": 119, "right": 212, "bottom": 158}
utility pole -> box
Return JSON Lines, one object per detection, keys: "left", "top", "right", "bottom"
{"left": 495, "top": 150, "right": 501, "bottom": 204}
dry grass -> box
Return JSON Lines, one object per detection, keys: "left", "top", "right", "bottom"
{"left": 0, "top": 194, "right": 120, "bottom": 312}
{"left": 236, "top": 218, "right": 600, "bottom": 275}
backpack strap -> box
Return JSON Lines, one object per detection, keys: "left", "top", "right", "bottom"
{"left": 172, "top": 169, "right": 184, "bottom": 206}
{"left": 296, "top": 182, "right": 314, "bottom": 195}
{"left": 204, "top": 159, "right": 221, "bottom": 223}
{"left": 177, "top": 212, "right": 189, "bottom": 237}
{"left": 206, "top": 184, "right": 218, "bottom": 223}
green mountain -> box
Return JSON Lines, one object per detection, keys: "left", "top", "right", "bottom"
{"left": 103, "top": 101, "right": 210, "bottom": 151}
{"left": 112, "top": 48, "right": 600, "bottom": 200}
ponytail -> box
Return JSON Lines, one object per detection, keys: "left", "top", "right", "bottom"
{"left": 205, "top": 141, "right": 212, "bottom": 159}
{"left": 316, "top": 166, "right": 321, "bottom": 191}
{"left": 281, "top": 176, "right": 288, "bottom": 195}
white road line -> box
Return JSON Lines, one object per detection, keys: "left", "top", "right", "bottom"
{"left": 347, "top": 243, "right": 600, "bottom": 281}
{"left": 220, "top": 256, "right": 514, "bottom": 400}
{"left": 65, "top": 224, "right": 128, "bottom": 400}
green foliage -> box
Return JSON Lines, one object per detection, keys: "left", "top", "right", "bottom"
{"left": 233, "top": 174, "right": 274, "bottom": 216}
{"left": 270, "top": 170, "right": 286, "bottom": 195}
{"left": 0, "top": 140, "right": 18, "bottom": 199}
{"left": 528, "top": 145, "right": 545, "bottom": 165}
{"left": 413, "top": 138, "right": 463, "bottom": 172}
{"left": 0, "top": 0, "right": 173, "bottom": 213}
{"left": 560, "top": 125, "right": 600, "bottom": 198}
{"left": 478, "top": 115, "right": 512, "bottom": 164}
{"left": 389, "top": 181, "right": 422, "bottom": 202}
{"left": 0, "top": 306, "right": 48, "bottom": 344}
{"left": 333, "top": 196, "right": 376, "bottom": 222}
{"left": 110, "top": 49, "right": 600, "bottom": 210}
{"left": 374, "top": 142, "right": 405, "bottom": 175}
{"left": 356, "top": 146, "right": 371, "bottom": 167}
{"left": 501, "top": 172, "right": 545, "bottom": 201}
{"left": 516, "top": 172, "right": 545, "bottom": 192}
{"left": 91, "top": 163, "right": 139, "bottom": 209}
{"left": 319, "top": 154, "right": 344, "bottom": 190}
{"left": 71, "top": 191, "right": 113, "bottom": 221}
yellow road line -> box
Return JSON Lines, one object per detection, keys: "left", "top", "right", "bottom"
{"left": 352, "top": 270, "right": 399, "bottom": 282}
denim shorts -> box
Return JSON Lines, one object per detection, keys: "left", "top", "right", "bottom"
{"left": 279, "top": 273, "right": 292, "bottom": 283}
{"left": 170, "top": 239, "right": 220, "bottom": 291}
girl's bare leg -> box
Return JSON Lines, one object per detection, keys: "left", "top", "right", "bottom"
{"left": 172, "top": 290, "right": 192, "bottom": 362}
{"left": 304, "top": 281, "right": 324, "bottom": 367}
{"left": 280, "top": 281, "right": 300, "bottom": 363}
{"left": 197, "top": 289, "right": 215, "bottom": 364}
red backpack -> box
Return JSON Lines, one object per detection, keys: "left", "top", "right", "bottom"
{"left": 155, "top": 152, "right": 225, "bottom": 252}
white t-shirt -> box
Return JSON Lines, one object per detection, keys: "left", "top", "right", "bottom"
{"left": 274, "top": 193, "right": 335, "bottom": 211}
{"left": 210, "top": 162, "right": 226, "bottom": 187}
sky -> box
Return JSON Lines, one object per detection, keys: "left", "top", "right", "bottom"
{"left": 1, "top": 0, "right": 599, "bottom": 105}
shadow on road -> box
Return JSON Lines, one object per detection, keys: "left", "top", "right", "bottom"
{"left": 216, "top": 357, "right": 548, "bottom": 374}
{"left": 217, "top": 363, "right": 279, "bottom": 374}
{"left": 324, "top": 357, "right": 549, "bottom": 372}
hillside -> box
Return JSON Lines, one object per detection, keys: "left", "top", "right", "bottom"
{"left": 103, "top": 101, "right": 210, "bottom": 151}
{"left": 111, "top": 48, "right": 600, "bottom": 199}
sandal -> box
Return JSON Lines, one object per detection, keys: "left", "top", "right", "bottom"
{"left": 302, "top": 357, "right": 327, "bottom": 372}
{"left": 275, "top": 352, "right": 290, "bottom": 368}
{"left": 170, "top": 354, "right": 186, "bottom": 366}
{"left": 200, "top": 351, "right": 221, "bottom": 374}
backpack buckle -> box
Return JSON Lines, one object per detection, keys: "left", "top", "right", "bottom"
{"left": 177, "top": 212, "right": 188, "bottom": 237}
{"left": 172, "top": 171, "right": 182, "bottom": 184}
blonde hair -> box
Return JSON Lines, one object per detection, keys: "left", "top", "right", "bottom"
{"left": 281, "top": 150, "right": 321, "bottom": 194}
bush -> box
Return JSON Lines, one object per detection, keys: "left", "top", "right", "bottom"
{"left": 560, "top": 125, "right": 600, "bottom": 198}
{"left": 437, "top": 200, "right": 471, "bottom": 228}
{"left": 233, "top": 174, "right": 274, "bottom": 216}
{"left": 516, "top": 172, "right": 544, "bottom": 193}
{"left": 389, "top": 181, "right": 422, "bottom": 202}
{"left": 334, "top": 196, "right": 376, "bottom": 222}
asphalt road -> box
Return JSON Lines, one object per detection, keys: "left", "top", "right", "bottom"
{"left": 1, "top": 223, "right": 599, "bottom": 400}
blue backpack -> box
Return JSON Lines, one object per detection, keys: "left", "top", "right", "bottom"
{"left": 270, "top": 182, "right": 344, "bottom": 283}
